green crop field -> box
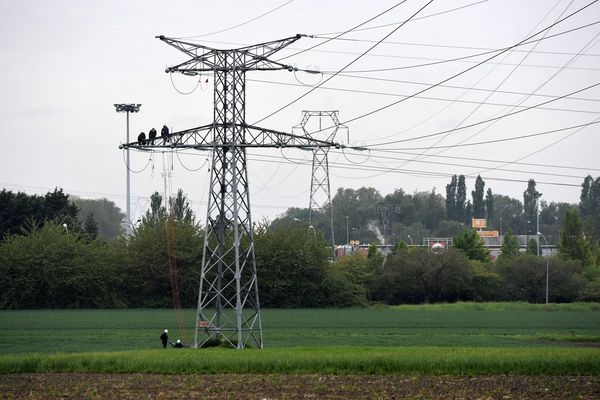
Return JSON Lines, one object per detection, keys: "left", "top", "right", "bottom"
{"left": 1, "top": 303, "right": 600, "bottom": 375}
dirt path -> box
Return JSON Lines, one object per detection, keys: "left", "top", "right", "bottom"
{"left": 1, "top": 373, "right": 599, "bottom": 399}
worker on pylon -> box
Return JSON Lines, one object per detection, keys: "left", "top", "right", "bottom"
{"left": 161, "top": 124, "right": 169, "bottom": 144}
{"left": 137, "top": 131, "right": 146, "bottom": 145}
{"left": 149, "top": 127, "right": 157, "bottom": 145}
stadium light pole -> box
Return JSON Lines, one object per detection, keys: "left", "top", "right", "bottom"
{"left": 114, "top": 103, "right": 141, "bottom": 235}
{"left": 537, "top": 231, "right": 549, "bottom": 304}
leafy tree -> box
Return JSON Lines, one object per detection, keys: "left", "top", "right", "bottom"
{"left": 0, "top": 188, "right": 79, "bottom": 238}
{"left": 500, "top": 228, "right": 520, "bottom": 259}
{"left": 142, "top": 192, "right": 167, "bottom": 227}
{"left": 456, "top": 175, "right": 467, "bottom": 222}
{"left": 492, "top": 194, "right": 524, "bottom": 235}
{"left": 255, "top": 222, "right": 362, "bottom": 307}
{"left": 526, "top": 238, "right": 539, "bottom": 255}
{"left": 170, "top": 189, "right": 195, "bottom": 224}
{"left": 469, "top": 260, "right": 502, "bottom": 301}
{"left": 580, "top": 175, "right": 594, "bottom": 216}
{"left": 496, "top": 254, "right": 583, "bottom": 303}
{"left": 539, "top": 201, "right": 571, "bottom": 245}
{"left": 0, "top": 222, "right": 124, "bottom": 308}
{"left": 433, "top": 220, "right": 465, "bottom": 238}
{"left": 523, "top": 179, "right": 541, "bottom": 235}
{"left": 84, "top": 212, "right": 99, "bottom": 241}
{"left": 471, "top": 175, "right": 486, "bottom": 219}
{"left": 454, "top": 230, "right": 491, "bottom": 263}
{"left": 445, "top": 175, "right": 457, "bottom": 220}
{"left": 371, "top": 247, "right": 472, "bottom": 304}
{"left": 393, "top": 240, "right": 408, "bottom": 253}
{"left": 126, "top": 211, "right": 203, "bottom": 307}
{"left": 73, "top": 197, "right": 124, "bottom": 239}
{"left": 464, "top": 200, "right": 473, "bottom": 226}
{"left": 559, "top": 208, "right": 593, "bottom": 265}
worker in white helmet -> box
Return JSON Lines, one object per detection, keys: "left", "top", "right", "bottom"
{"left": 160, "top": 329, "right": 169, "bottom": 349}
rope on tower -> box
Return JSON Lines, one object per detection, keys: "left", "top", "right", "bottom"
{"left": 169, "top": 72, "right": 202, "bottom": 95}
{"left": 162, "top": 150, "right": 188, "bottom": 345}
{"left": 175, "top": 149, "right": 210, "bottom": 172}
{"left": 121, "top": 149, "right": 153, "bottom": 173}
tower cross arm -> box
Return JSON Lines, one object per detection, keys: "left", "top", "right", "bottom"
{"left": 119, "top": 123, "right": 346, "bottom": 151}
{"left": 158, "top": 34, "right": 306, "bottom": 73}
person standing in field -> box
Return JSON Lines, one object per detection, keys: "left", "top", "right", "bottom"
{"left": 160, "top": 329, "right": 169, "bottom": 349}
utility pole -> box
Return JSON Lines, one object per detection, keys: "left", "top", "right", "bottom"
{"left": 294, "top": 111, "right": 347, "bottom": 248}
{"left": 114, "top": 103, "right": 141, "bottom": 235}
{"left": 120, "top": 35, "right": 358, "bottom": 349}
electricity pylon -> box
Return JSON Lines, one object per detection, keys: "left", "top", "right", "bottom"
{"left": 120, "top": 35, "right": 355, "bottom": 349}
{"left": 293, "top": 111, "right": 347, "bottom": 247}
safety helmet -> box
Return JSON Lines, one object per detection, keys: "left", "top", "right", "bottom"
{"left": 176, "top": 339, "right": 181, "bottom": 344}
{"left": 164, "top": 329, "right": 168, "bottom": 333}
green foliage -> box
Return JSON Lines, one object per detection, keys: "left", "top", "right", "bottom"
{"left": 485, "top": 188, "right": 494, "bottom": 225}
{"left": 1, "top": 347, "right": 599, "bottom": 375}
{"left": 142, "top": 192, "right": 167, "bottom": 226}
{"left": 469, "top": 260, "right": 502, "bottom": 301}
{"left": 170, "top": 189, "right": 194, "bottom": 224}
{"left": 472, "top": 175, "right": 486, "bottom": 219}
{"left": 73, "top": 197, "right": 124, "bottom": 239}
{"left": 457, "top": 175, "right": 467, "bottom": 222}
{"left": 0, "top": 222, "right": 125, "bottom": 309}
{"left": 255, "top": 223, "right": 363, "bottom": 307}
{"left": 445, "top": 175, "right": 457, "bottom": 220}
{"left": 496, "top": 254, "right": 584, "bottom": 303}
{"left": 454, "top": 230, "right": 491, "bottom": 263}
{"left": 526, "top": 238, "right": 539, "bottom": 255}
{"left": 393, "top": 240, "right": 408, "bottom": 253}
{"left": 0, "top": 188, "right": 79, "bottom": 238}
{"left": 83, "top": 212, "right": 98, "bottom": 241}
{"left": 523, "top": 179, "right": 541, "bottom": 235}
{"left": 559, "top": 208, "right": 593, "bottom": 265}
{"left": 500, "top": 228, "right": 520, "bottom": 259}
{"left": 126, "top": 216, "right": 203, "bottom": 308}
{"left": 372, "top": 247, "right": 473, "bottom": 304}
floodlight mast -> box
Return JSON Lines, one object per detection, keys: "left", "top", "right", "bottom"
{"left": 120, "top": 35, "right": 353, "bottom": 349}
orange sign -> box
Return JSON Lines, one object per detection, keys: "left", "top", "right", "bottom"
{"left": 477, "top": 230, "right": 499, "bottom": 237}
{"left": 472, "top": 218, "right": 487, "bottom": 228}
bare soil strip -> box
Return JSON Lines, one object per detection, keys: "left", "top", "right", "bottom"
{"left": 1, "top": 373, "right": 599, "bottom": 399}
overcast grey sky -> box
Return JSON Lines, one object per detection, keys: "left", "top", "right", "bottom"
{"left": 1, "top": 0, "right": 599, "bottom": 224}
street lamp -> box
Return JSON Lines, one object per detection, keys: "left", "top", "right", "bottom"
{"left": 537, "top": 231, "right": 549, "bottom": 304}
{"left": 114, "top": 103, "right": 141, "bottom": 235}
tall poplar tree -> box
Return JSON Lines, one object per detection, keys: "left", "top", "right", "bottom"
{"left": 523, "top": 179, "right": 541, "bottom": 235}
{"left": 485, "top": 188, "right": 494, "bottom": 226}
{"left": 456, "top": 175, "right": 467, "bottom": 222}
{"left": 472, "top": 175, "right": 486, "bottom": 219}
{"left": 445, "top": 175, "right": 457, "bottom": 220}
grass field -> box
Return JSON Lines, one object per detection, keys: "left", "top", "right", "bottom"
{"left": 1, "top": 303, "right": 600, "bottom": 375}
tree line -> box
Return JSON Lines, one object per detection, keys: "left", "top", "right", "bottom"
{"left": 1, "top": 175, "right": 599, "bottom": 308}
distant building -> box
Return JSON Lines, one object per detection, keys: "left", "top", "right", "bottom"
{"left": 334, "top": 232, "right": 557, "bottom": 260}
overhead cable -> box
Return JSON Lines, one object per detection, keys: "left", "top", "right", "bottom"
{"left": 254, "top": 0, "right": 435, "bottom": 125}
{"left": 175, "top": 0, "right": 295, "bottom": 39}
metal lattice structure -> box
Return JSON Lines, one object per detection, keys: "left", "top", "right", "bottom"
{"left": 120, "top": 35, "right": 352, "bottom": 349}
{"left": 293, "top": 111, "right": 347, "bottom": 246}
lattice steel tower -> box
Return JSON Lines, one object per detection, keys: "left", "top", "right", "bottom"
{"left": 120, "top": 35, "right": 347, "bottom": 349}
{"left": 293, "top": 111, "right": 347, "bottom": 246}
